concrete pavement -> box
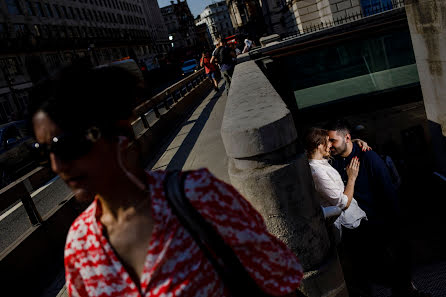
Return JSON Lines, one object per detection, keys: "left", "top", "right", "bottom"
{"left": 148, "top": 80, "right": 229, "bottom": 182}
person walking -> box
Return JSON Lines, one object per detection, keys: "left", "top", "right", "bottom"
{"left": 29, "top": 63, "right": 304, "bottom": 297}
{"left": 211, "top": 39, "right": 236, "bottom": 95}
{"left": 200, "top": 51, "right": 219, "bottom": 92}
{"left": 242, "top": 38, "right": 254, "bottom": 53}
{"left": 325, "top": 119, "right": 430, "bottom": 297}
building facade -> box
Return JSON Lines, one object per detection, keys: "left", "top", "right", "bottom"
{"left": 263, "top": 0, "right": 398, "bottom": 36}
{"left": 225, "top": 0, "right": 266, "bottom": 40}
{"left": 160, "top": 0, "right": 198, "bottom": 50}
{"left": 196, "top": 1, "right": 234, "bottom": 45}
{"left": 0, "top": 0, "right": 168, "bottom": 123}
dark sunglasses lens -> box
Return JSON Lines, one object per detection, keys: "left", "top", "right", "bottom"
{"left": 52, "top": 136, "right": 93, "bottom": 161}
{"left": 31, "top": 142, "right": 50, "bottom": 166}
{"left": 32, "top": 135, "right": 94, "bottom": 163}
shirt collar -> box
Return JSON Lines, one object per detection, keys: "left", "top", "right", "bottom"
{"left": 309, "top": 158, "right": 330, "bottom": 165}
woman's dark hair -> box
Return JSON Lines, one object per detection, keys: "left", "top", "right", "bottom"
{"left": 304, "top": 128, "right": 329, "bottom": 158}
{"left": 29, "top": 62, "right": 139, "bottom": 140}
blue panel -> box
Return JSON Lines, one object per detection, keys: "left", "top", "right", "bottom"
{"left": 360, "top": 0, "right": 393, "bottom": 16}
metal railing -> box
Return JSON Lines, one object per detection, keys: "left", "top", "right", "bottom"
{"left": 132, "top": 69, "right": 207, "bottom": 134}
{"left": 282, "top": 0, "right": 405, "bottom": 40}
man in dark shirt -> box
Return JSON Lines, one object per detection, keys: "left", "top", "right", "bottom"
{"left": 325, "top": 119, "right": 429, "bottom": 297}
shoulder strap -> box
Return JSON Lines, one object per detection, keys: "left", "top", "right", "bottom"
{"left": 163, "top": 170, "right": 272, "bottom": 297}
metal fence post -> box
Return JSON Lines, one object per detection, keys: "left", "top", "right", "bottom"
{"left": 20, "top": 191, "right": 43, "bottom": 226}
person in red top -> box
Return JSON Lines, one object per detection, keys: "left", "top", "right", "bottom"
{"left": 30, "top": 63, "right": 304, "bottom": 297}
{"left": 200, "top": 51, "right": 219, "bottom": 92}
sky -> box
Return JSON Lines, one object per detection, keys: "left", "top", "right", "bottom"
{"left": 157, "top": 0, "right": 218, "bottom": 18}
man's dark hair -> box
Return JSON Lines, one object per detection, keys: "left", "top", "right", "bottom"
{"left": 29, "top": 62, "right": 139, "bottom": 140}
{"left": 324, "top": 119, "right": 352, "bottom": 136}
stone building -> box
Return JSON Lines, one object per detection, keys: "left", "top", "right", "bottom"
{"left": 160, "top": 0, "right": 198, "bottom": 49}
{"left": 260, "top": 0, "right": 396, "bottom": 36}
{"left": 196, "top": 1, "right": 234, "bottom": 46}
{"left": 225, "top": 0, "right": 266, "bottom": 40}
{"left": 194, "top": 21, "right": 213, "bottom": 50}
{"left": 0, "top": 0, "right": 169, "bottom": 123}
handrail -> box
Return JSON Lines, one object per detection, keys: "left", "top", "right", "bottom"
{"left": 133, "top": 69, "right": 206, "bottom": 120}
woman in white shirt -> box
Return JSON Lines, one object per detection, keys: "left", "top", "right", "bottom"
{"left": 304, "top": 128, "right": 367, "bottom": 235}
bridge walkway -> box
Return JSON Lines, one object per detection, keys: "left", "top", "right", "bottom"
{"left": 147, "top": 80, "right": 229, "bottom": 182}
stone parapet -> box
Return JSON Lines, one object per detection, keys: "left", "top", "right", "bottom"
{"left": 221, "top": 60, "right": 347, "bottom": 296}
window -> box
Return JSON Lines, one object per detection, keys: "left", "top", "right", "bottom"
{"left": 13, "top": 24, "right": 26, "bottom": 37}
{"left": 5, "top": 0, "right": 23, "bottom": 15}
{"left": 76, "top": 8, "right": 82, "bottom": 19}
{"left": 82, "top": 8, "right": 88, "bottom": 20}
{"left": 58, "top": 26, "right": 66, "bottom": 38}
{"left": 69, "top": 7, "right": 76, "bottom": 19}
{"left": 25, "top": 1, "right": 35, "bottom": 16}
{"left": 40, "top": 24, "right": 49, "bottom": 37}
{"left": 62, "top": 6, "right": 70, "bottom": 18}
{"left": 0, "top": 24, "right": 6, "bottom": 37}
{"left": 44, "top": 3, "right": 53, "bottom": 17}
{"left": 0, "top": 57, "right": 23, "bottom": 78}
{"left": 53, "top": 5, "right": 61, "bottom": 18}
{"left": 79, "top": 27, "right": 86, "bottom": 37}
{"left": 0, "top": 100, "right": 8, "bottom": 123}
{"left": 35, "top": 2, "right": 44, "bottom": 16}
{"left": 46, "top": 53, "right": 61, "bottom": 70}
{"left": 66, "top": 27, "right": 73, "bottom": 38}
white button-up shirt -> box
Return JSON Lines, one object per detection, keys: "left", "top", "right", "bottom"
{"left": 309, "top": 158, "right": 367, "bottom": 229}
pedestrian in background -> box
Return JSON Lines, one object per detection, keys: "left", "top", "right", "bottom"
{"left": 29, "top": 63, "right": 305, "bottom": 297}
{"left": 200, "top": 51, "right": 219, "bottom": 92}
{"left": 211, "top": 39, "right": 236, "bottom": 95}
{"left": 242, "top": 38, "right": 254, "bottom": 53}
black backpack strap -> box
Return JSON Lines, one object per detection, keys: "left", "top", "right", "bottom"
{"left": 163, "top": 170, "right": 273, "bottom": 297}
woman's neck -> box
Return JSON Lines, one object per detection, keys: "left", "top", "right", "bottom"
{"left": 97, "top": 168, "right": 150, "bottom": 221}
{"left": 310, "top": 150, "right": 324, "bottom": 160}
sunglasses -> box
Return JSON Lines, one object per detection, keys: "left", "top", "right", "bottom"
{"left": 32, "top": 127, "right": 101, "bottom": 163}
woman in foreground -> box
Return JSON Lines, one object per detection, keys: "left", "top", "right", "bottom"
{"left": 30, "top": 63, "right": 303, "bottom": 297}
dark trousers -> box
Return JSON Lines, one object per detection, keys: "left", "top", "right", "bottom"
{"left": 221, "top": 67, "right": 234, "bottom": 95}
{"left": 339, "top": 222, "right": 412, "bottom": 296}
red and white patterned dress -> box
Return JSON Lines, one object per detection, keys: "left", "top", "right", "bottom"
{"left": 64, "top": 168, "right": 303, "bottom": 297}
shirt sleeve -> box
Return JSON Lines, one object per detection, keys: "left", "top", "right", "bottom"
{"left": 310, "top": 165, "right": 348, "bottom": 209}
{"left": 184, "top": 168, "right": 303, "bottom": 296}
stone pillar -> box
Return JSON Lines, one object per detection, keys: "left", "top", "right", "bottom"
{"left": 405, "top": 0, "right": 446, "bottom": 176}
{"left": 221, "top": 60, "right": 348, "bottom": 296}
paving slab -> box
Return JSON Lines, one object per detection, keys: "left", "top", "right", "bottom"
{"left": 149, "top": 81, "right": 229, "bottom": 183}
